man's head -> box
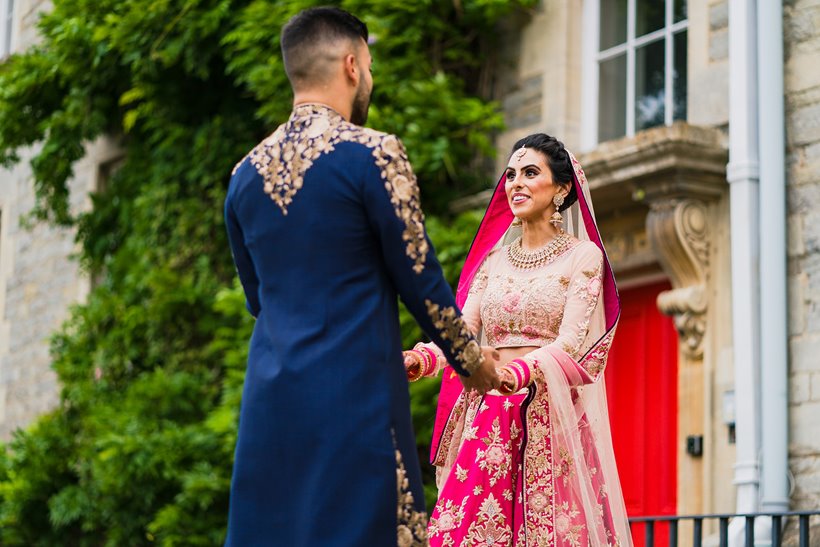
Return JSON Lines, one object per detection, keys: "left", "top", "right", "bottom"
{"left": 281, "top": 7, "right": 373, "bottom": 125}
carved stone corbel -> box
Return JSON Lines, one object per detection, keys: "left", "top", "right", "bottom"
{"left": 646, "top": 198, "right": 711, "bottom": 359}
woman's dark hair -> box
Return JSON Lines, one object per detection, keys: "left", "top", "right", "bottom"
{"left": 510, "top": 133, "right": 578, "bottom": 212}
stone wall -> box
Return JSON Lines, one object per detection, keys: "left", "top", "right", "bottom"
{"left": 0, "top": 152, "right": 84, "bottom": 438}
{"left": 0, "top": 0, "right": 117, "bottom": 439}
{"left": 785, "top": 0, "right": 820, "bottom": 510}
{"left": 0, "top": 137, "right": 121, "bottom": 439}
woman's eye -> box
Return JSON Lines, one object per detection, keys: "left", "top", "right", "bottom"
{"left": 526, "top": 169, "right": 537, "bottom": 177}
{"left": 505, "top": 171, "right": 515, "bottom": 180}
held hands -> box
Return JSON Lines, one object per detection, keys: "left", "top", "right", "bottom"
{"left": 403, "top": 345, "right": 516, "bottom": 395}
{"left": 458, "top": 346, "right": 502, "bottom": 395}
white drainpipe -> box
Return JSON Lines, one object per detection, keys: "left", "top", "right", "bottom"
{"left": 727, "top": 0, "right": 761, "bottom": 520}
{"left": 757, "top": 0, "right": 790, "bottom": 515}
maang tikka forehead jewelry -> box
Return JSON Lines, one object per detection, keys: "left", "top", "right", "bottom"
{"left": 514, "top": 146, "right": 527, "bottom": 160}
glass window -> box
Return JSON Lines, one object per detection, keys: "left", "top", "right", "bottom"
{"left": 674, "top": 0, "right": 687, "bottom": 23}
{"left": 635, "top": 39, "right": 666, "bottom": 131}
{"left": 599, "top": 55, "right": 628, "bottom": 142}
{"left": 595, "top": 0, "right": 687, "bottom": 144}
{"left": 673, "top": 29, "right": 687, "bottom": 120}
{"left": 600, "top": 0, "right": 628, "bottom": 50}
{"left": 1, "top": 0, "right": 13, "bottom": 58}
{"left": 636, "top": 0, "right": 665, "bottom": 37}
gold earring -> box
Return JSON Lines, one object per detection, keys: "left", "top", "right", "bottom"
{"left": 512, "top": 216, "right": 523, "bottom": 227}
{"left": 550, "top": 194, "right": 564, "bottom": 228}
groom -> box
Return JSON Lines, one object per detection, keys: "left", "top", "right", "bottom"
{"left": 224, "top": 7, "right": 500, "bottom": 546}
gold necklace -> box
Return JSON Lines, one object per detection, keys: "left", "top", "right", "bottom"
{"left": 506, "top": 232, "right": 573, "bottom": 270}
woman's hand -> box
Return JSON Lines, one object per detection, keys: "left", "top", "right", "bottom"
{"left": 403, "top": 351, "right": 423, "bottom": 382}
{"left": 497, "top": 365, "right": 517, "bottom": 395}
{"left": 458, "top": 346, "right": 501, "bottom": 394}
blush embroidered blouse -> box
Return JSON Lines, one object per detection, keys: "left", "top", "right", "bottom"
{"left": 421, "top": 237, "right": 607, "bottom": 383}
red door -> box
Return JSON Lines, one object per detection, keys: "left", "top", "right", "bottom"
{"left": 605, "top": 281, "right": 678, "bottom": 545}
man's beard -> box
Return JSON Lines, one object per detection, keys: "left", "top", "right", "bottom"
{"left": 350, "top": 79, "right": 371, "bottom": 126}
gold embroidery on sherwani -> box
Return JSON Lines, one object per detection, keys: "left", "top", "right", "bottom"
{"left": 395, "top": 449, "right": 429, "bottom": 546}
{"left": 243, "top": 104, "right": 429, "bottom": 271}
{"left": 366, "top": 133, "right": 429, "bottom": 273}
{"left": 425, "top": 299, "right": 483, "bottom": 373}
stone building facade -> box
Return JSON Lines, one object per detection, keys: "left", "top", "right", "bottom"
{"left": 0, "top": 0, "right": 120, "bottom": 439}
{"left": 488, "top": 0, "right": 820, "bottom": 530}
{"left": 0, "top": 0, "right": 818, "bottom": 530}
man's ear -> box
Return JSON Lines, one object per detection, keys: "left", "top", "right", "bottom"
{"left": 343, "top": 53, "right": 359, "bottom": 86}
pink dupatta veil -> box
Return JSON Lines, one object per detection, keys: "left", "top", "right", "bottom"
{"left": 430, "top": 151, "right": 631, "bottom": 545}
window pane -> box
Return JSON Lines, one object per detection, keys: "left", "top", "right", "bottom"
{"left": 674, "top": 30, "right": 687, "bottom": 120}
{"left": 598, "top": 54, "right": 627, "bottom": 142}
{"left": 3, "top": 0, "right": 12, "bottom": 56}
{"left": 635, "top": 39, "right": 665, "bottom": 131}
{"left": 636, "top": 0, "right": 665, "bottom": 37}
{"left": 600, "top": 0, "right": 627, "bottom": 50}
{"left": 674, "top": 0, "right": 687, "bottom": 22}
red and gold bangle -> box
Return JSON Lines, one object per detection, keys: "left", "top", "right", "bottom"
{"left": 417, "top": 347, "right": 437, "bottom": 376}
{"left": 405, "top": 350, "right": 425, "bottom": 382}
{"left": 509, "top": 358, "right": 531, "bottom": 388}
{"left": 498, "top": 359, "right": 531, "bottom": 394}
{"left": 413, "top": 343, "right": 441, "bottom": 377}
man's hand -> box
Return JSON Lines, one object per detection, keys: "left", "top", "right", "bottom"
{"left": 459, "top": 346, "right": 501, "bottom": 394}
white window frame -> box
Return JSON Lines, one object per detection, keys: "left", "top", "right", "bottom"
{"left": 581, "top": 0, "right": 688, "bottom": 151}
{"left": 0, "top": 0, "right": 15, "bottom": 60}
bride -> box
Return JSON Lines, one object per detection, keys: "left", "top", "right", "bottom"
{"left": 404, "top": 133, "right": 631, "bottom": 546}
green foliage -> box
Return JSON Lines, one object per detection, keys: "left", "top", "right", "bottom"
{"left": 0, "top": 0, "right": 530, "bottom": 543}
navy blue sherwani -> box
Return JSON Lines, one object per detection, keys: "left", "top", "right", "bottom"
{"left": 224, "top": 104, "right": 483, "bottom": 546}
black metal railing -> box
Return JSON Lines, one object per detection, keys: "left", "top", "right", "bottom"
{"left": 629, "top": 510, "right": 820, "bottom": 547}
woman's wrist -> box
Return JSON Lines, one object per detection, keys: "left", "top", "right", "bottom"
{"left": 497, "top": 358, "right": 532, "bottom": 394}
{"left": 404, "top": 345, "right": 439, "bottom": 381}
{"left": 414, "top": 343, "right": 441, "bottom": 375}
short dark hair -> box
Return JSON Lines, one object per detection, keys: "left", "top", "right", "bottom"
{"left": 280, "top": 7, "right": 369, "bottom": 88}
{"left": 511, "top": 133, "right": 578, "bottom": 212}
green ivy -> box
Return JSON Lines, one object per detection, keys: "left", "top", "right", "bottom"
{"left": 0, "top": 0, "right": 530, "bottom": 543}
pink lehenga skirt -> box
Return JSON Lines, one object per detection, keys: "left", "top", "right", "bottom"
{"left": 428, "top": 390, "right": 529, "bottom": 546}
{"left": 428, "top": 353, "right": 631, "bottom": 547}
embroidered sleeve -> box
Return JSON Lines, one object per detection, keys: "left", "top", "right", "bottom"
{"left": 553, "top": 246, "right": 604, "bottom": 361}
{"left": 425, "top": 300, "right": 483, "bottom": 375}
{"left": 362, "top": 134, "right": 481, "bottom": 377}
{"left": 412, "top": 255, "right": 488, "bottom": 376}
{"left": 461, "top": 255, "right": 490, "bottom": 335}
{"left": 369, "top": 134, "right": 429, "bottom": 273}
{"left": 519, "top": 243, "right": 605, "bottom": 385}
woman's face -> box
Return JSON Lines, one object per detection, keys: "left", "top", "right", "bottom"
{"left": 504, "top": 147, "right": 567, "bottom": 222}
